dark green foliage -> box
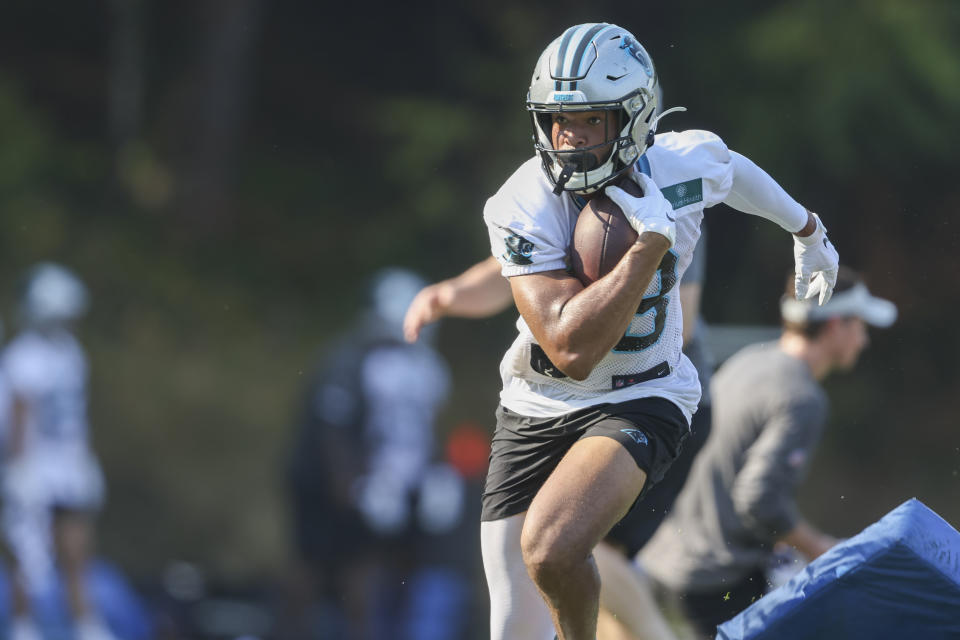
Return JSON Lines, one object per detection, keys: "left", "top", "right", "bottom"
{"left": 0, "top": 0, "right": 957, "bottom": 583}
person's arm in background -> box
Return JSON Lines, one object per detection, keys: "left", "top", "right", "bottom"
{"left": 678, "top": 282, "right": 701, "bottom": 346}
{"left": 778, "top": 520, "right": 838, "bottom": 560}
{"left": 6, "top": 393, "right": 27, "bottom": 461}
{"left": 1, "top": 352, "right": 29, "bottom": 463}
{"left": 678, "top": 225, "right": 708, "bottom": 347}
{"left": 403, "top": 256, "right": 513, "bottom": 343}
{"left": 730, "top": 396, "right": 838, "bottom": 561}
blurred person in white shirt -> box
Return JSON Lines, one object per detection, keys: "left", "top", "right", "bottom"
{"left": 2, "top": 263, "right": 113, "bottom": 640}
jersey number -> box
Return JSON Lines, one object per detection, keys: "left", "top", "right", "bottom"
{"left": 612, "top": 250, "right": 678, "bottom": 352}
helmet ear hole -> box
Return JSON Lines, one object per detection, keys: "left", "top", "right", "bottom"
{"left": 645, "top": 129, "right": 655, "bottom": 149}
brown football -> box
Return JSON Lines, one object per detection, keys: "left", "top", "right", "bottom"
{"left": 569, "top": 177, "right": 644, "bottom": 286}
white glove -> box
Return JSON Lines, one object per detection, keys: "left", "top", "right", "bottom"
{"left": 793, "top": 212, "right": 839, "bottom": 305}
{"left": 604, "top": 173, "right": 676, "bottom": 247}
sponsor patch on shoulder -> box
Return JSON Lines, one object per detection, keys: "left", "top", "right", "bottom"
{"left": 660, "top": 178, "right": 703, "bottom": 210}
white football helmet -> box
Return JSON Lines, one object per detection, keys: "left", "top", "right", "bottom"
{"left": 527, "top": 23, "right": 684, "bottom": 194}
{"left": 18, "top": 262, "right": 89, "bottom": 328}
{"left": 367, "top": 267, "right": 430, "bottom": 341}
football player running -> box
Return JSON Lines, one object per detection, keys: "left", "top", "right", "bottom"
{"left": 475, "top": 22, "right": 839, "bottom": 640}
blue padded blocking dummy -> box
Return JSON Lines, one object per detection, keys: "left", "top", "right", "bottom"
{"left": 716, "top": 498, "right": 960, "bottom": 640}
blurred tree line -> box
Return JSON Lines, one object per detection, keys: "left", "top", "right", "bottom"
{"left": 0, "top": 0, "right": 957, "bottom": 586}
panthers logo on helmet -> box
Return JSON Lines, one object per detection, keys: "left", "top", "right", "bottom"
{"left": 620, "top": 36, "right": 653, "bottom": 77}
{"left": 502, "top": 231, "right": 535, "bottom": 265}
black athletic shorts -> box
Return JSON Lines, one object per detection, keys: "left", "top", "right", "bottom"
{"left": 480, "top": 396, "right": 689, "bottom": 522}
{"left": 605, "top": 405, "right": 712, "bottom": 556}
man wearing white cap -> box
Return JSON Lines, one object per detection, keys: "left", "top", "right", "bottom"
{"left": 639, "top": 266, "right": 896, "bottom": 640}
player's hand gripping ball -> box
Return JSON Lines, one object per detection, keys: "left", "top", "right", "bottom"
{"left": 570, "top": 173, "right": 675, "bottom": 286}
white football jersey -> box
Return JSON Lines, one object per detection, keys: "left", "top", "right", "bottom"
{"left": 360, "top": 343, "right": 451, "bottom": 493}
{"left": 1, "top": 328, "right": 91, "bottom": 450}
{"left": 483, "top": 130, "right": 734, "bottom": 419}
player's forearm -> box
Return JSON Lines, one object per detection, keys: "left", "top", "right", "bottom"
{"left": 724, "top": 151, "right": 809, "bottom": 233}
{"left": 404, "top": 257, "right": 512, "bottom": 343}
{"left": 538, "top": 233, "right": 669, "bottom": 380}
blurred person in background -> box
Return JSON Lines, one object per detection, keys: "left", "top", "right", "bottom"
{"left": 403, "top": 228, "right": 716, "bottom": 640}
{"left": 407, "top": 420, "right": 490, "bottom": 640}
{"left": 639, "top": 266, "right": 896, "bottom": 639}
{"left": 0, "top": 319, "right": 37, "bottom": 640}
{"left": 1, "top": 263, "right": 114, "bottom": 640}
{"left": 286, "top": 267, "right": 478, "bottom": 640}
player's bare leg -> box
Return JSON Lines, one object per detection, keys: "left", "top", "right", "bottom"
{"left": 2, "top": 540, "right": 39, "bottom": 640}
{"left": 54, "top": 510, "right": 119, "bottom": 640}
{"left": 2, "top": 537, "right": 29, "bottom": 615}
{"left": 54, "top": 511, "right": 95, "bottom": 621}
{"left": 521, "top": 436, "right": 647, "bottom": 640}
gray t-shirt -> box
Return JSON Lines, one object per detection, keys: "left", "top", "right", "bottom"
{"left": 640, "top": 341, "right": 828, "bottom": 592}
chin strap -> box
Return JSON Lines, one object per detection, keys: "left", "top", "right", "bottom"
{"left": 552, "top": 151, "right": 600, "bottom": 195}
{"left": 552, "top": 162, "right": 576, "bottom": 195}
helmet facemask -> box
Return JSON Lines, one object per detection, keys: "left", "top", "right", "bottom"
{"left": 529, "top": 89, "right": 655, "bottom": 195}
{"left": 526, "top": 23, "right": 675, "bottom": 195}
